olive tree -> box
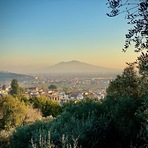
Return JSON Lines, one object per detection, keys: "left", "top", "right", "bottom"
{"left": 107, "top": 0, "right": 148, "bottom": 73}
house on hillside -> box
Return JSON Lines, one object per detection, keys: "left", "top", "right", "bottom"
{"left": 76, "top": 94, "right": 84, "bottom": 100}
{"left": 28, "top": 87, "right": 39, "bottom": 92}
{"left": 58, "top": 92, "right": 69, "bottom": 100}
{"left": 70, "top": 91, "right": 84, "bottom": 100}
{"left": 96, "top": 88, "right": 106, "bottom": 100}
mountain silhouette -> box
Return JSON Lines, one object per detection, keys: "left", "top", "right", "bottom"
{"left": 0, "top": 71, "right": 33, "bottom": 81}
{"left": 43, "top": 60, "right": 121, "bottom": 74}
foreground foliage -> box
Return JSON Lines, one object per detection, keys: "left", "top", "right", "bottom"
{"left": 2, "top": 96, "right": 147, "bottom": 148}
{"left": 10, "top": 97, "right": 148, "bottom": 147}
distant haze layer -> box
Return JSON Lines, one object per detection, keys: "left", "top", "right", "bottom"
{"left": 1, "top": 60, "right": 121, "bottom": 74}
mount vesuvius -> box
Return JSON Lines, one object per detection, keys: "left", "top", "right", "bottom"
{"left": 41, "top": 60, "right": 121, "bottom": 74}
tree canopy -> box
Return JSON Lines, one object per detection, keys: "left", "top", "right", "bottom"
{"left": 106, "top": 65, "right": 141, "bottom": 98}
{"left": 10, "top": 79, "right": 20, "bottom": 96}
{"left": 9, "top": 79, "right": 24, "bottom": 96}
{"left": 48, "top": 84, "right": 58, "bottom": 90}
{"left": 107, "top": 0, "right": 148, "bottom": 51}
{"left": 0, "top": 95, "right": 42, "bottom": 130}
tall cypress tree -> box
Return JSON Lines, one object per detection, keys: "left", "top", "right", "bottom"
{"left": 10, "top": 79, "right": 20, "bottom": 96}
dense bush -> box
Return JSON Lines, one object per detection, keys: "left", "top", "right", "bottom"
{"left": 100, "top": 96, "right": 143, "bottom": 147}
{"left": 0, "top": 96, "right": 42, "bottom": 130}
{"left": 29, "top": 96, "right": 62, "bottom": 117}
{"left": 0, "top": 95, "right": 42, "bottom": 147}
{"left": 136, "top": 95, "right": 148, "bottom": 147}
{"left": 106, "top": 65, "right": 141, "bottom": 98}
{"left": 10, "top": 118, "right": 53, "bottom": 148}
{"left": 0, "top": 96, "right": 28, "bottom": 130}
{"left": 10, "top": 99, "right": 101, "bottom": 147}
{"left": 23, "top": 105, "right": 42, "bottom": 124}
{"left": 0, "top": 129, "right": 14, "bottom": 148}
{"left": 10, "top": 95, "right": 148, "bottom": 148}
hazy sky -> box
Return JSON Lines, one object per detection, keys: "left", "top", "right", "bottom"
{"left": 0, "top": 0, "right": 139, "bottom": 72}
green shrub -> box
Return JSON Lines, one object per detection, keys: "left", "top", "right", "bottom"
{"left": 29, "top": 96, "right": 62, "bottom": 117}
{"left": 0, "top": 96, "right": 28, "bottom": 129}
{"left": 0, "top": 96, "right": 43, "bottom": 130}
{"left": 136, "top": 95, "right": 148, "bottom": 148}
{"left": 0, "top": 129, "right": 14, "bottom": 148}
{"left": 10, "top": 118, "right": 53, "bottom": 148}
{"left": 10, "top": 99, "right": 101, "bottom": 148}
{"left": 10, "top": 97, "right": 148, "bottom": 148}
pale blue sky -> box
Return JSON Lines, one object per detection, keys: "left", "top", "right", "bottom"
{"left": 0, "top": 0, "right": 138, "bottom": 72}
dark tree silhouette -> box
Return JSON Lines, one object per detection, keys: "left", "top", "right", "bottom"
{"left": 107, "top": 0, "right": 148, "bottom": 73}
{"left": 48, "top": 84, "right": 58, "bottom": 91}
{"left": 10, "top": 79, "right": 20, "bottom": 95}
{"left": 107, "top": 0, "right": 148, "bottom": 51}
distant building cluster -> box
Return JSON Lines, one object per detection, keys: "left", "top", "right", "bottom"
{"left": 0, "top": 85, "right": 106, "bottom": 103}
{"left": 0, "top": 74, "right": 113, "bottom": 103}
{"left": 0, "top": 85, "right": 10, "bottom": 97}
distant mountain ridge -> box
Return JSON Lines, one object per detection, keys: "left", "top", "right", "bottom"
{"left": 43, "top": 60, "right": 121, "bottom": 74}
{"left": 0, "top": 71, "right": 33, "bottom": 81}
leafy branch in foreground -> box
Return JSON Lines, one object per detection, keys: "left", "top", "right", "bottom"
{"left": 107, "top": 0, "right": 148, "bottom": 52}
{"left": 107, "top": 0, "right": 148, "bottom": 73}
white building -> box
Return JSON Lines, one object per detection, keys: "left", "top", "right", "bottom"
{"left": 76, "top": 94, "right": 84, "bottom": 100}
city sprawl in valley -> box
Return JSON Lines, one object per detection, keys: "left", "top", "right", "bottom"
{"left": 0, "top": 72, "right": 114, "bottom": 102}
